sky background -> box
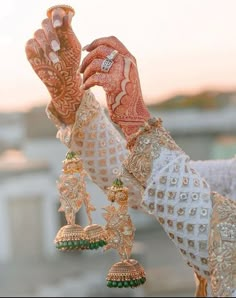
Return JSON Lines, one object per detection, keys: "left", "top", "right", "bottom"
{"left": 1, "top": 0, "right": 236, "bottom": 112}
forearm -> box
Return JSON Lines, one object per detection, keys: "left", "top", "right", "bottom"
{"left": 47, "top": 90, "right": 143, "bottom": 209}
{"left": 122, "top": 117, "right": 212, "bottom": 277}
{"left": 122, "top": 116, "right": 236, "bottom": 296}
{"left": 70, "top": 91, "right": 126, "bottom": 190}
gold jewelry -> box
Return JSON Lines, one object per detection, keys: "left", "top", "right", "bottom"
{"left": 101, "top": 50, "right": 119, "bottom": 73}
{"left": 123, "top": 117, "right": 181, "bottom": 187}
{"left": 126, "top": 117, "right": 162, "bottom": 150}
{"left": 103, "top": 177, "right": 146, "bottom": 288}
{"left": 55, "top": 151, "right": 107, "bottom": 251}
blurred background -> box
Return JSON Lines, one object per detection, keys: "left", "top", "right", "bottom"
{"left": 1, "top": 0, "right": 236, "bottom": 297}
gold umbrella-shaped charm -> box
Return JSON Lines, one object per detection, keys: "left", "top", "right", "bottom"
{"left": 103, "top": 178, "right": 146, "bottom": 288}
{"left": 55, "top": 151, "right": 107, "bottom": 251}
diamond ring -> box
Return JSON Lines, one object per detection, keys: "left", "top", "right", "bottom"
{"left": 101, "top": 50, "right": 119, "bottom": 73}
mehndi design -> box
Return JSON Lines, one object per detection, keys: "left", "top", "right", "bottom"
{"left": 25, "top": 5, "right": 84, "bottom": 124}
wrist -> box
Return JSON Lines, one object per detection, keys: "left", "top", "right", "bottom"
{"left": 51, "top": 80, "right": 85, "bottom": 125}
{"left": 114, "top": 107, "right": 151, "bottom": 139}
{"left": 47, "top": 90, "right": 100, "bottom": 149}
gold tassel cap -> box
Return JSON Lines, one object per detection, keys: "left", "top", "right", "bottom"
{"left": 106, "top": 259, "right": 146, "bottom": 288}
{"left": 54, "top": 224, "right": 89, "bottom": 251}
{"left": 84, "top": 224, "right": 108, "bottom": 250}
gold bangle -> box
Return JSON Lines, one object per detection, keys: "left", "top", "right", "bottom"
{"left": 126, "top": 117, "right": 163, "bottom": 151}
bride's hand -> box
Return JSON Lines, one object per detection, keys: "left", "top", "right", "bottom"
{"left": 80, "top": 36, "right": 150, "bottom": 137}
{"left": 25, "top": 6, "right": 84, "bottom": 124}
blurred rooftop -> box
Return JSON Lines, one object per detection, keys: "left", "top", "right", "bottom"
{"left": 149, "top": 90, "right": 236, "bottom": 111}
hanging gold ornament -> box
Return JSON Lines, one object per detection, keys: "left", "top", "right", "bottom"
{"left": 54, "top": 151, "right": 107, "bottom": 251}
{"left": 106, "top": 259, "right": 146, "bottom": 288}
{"left": 55, "top": 223, "right": 88, "bottom": 251}
{"left": 103, "top": 178, "right": 146, "bottom": 288}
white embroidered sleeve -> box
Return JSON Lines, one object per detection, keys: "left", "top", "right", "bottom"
{"left": 46, "top": 90, "right": 142, "bottom": 209}
{"left": 46, "top": 92, "right": 236, "bottom": 211}
{"left": 123, "top": 117, "right": 236, "bottom": 296}
{"left": 123, "top": 118, "right": 212, "bottom": 279}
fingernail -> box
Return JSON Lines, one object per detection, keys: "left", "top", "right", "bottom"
{"left": 53, "top": 19, "right": 62, "bottom": 28}
{"left": 82, "top": 44, "right": 90, "bottom": 51}
{"left": 80, "top": 84, "right": 85, "bottom": 90}
{"left": 51, "top": 40, "right": 60, "bottom": 51}
{"left": 49, "top": 52, "right": 59, "bottom": 64}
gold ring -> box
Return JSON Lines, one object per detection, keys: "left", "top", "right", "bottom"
{"left": 47, "top": 5, "right": 75, "bottom": 18}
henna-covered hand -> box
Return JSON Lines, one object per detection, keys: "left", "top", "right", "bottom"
{"left": 25, "top": 6, "right": 84, "bottom": 125}
{"left": 80, "top": 36, "right": 151, "bottom": 138}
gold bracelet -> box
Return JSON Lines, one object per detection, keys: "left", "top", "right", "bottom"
{"left": 126, "top": 117, "right": 163, "bottom": 151}
{"left": 124, "top": 116, "right": 182, "bottom": 187}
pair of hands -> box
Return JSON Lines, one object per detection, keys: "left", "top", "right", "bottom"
{"left": 25, "top": 6, "right": 150, "bottom": 137}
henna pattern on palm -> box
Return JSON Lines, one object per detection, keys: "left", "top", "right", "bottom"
{"left": 80, "top": 36, "right": 150, "bottom": 138}
{"left": 26, "top": 15, "right": 83, "bottom": 124}
{"left": 106, "top": 57, "right": 150, "bottom": 137}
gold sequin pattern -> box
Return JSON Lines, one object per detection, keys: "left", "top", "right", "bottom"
{"left": 208, "top": 192, "right": 236, "bottom": 297}
{"left": 123, "top": 117, "right": 182, "bottom": 187}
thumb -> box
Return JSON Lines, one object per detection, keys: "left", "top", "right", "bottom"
{"left": 60, "top": 13, "right": 74, "bottom": 30}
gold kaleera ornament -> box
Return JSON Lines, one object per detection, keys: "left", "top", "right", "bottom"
{"left": 54, "top": 151, "right": 107, "bottom": 251}
{"left": 103, "top": 177, "right": 146, "bottom": 288}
